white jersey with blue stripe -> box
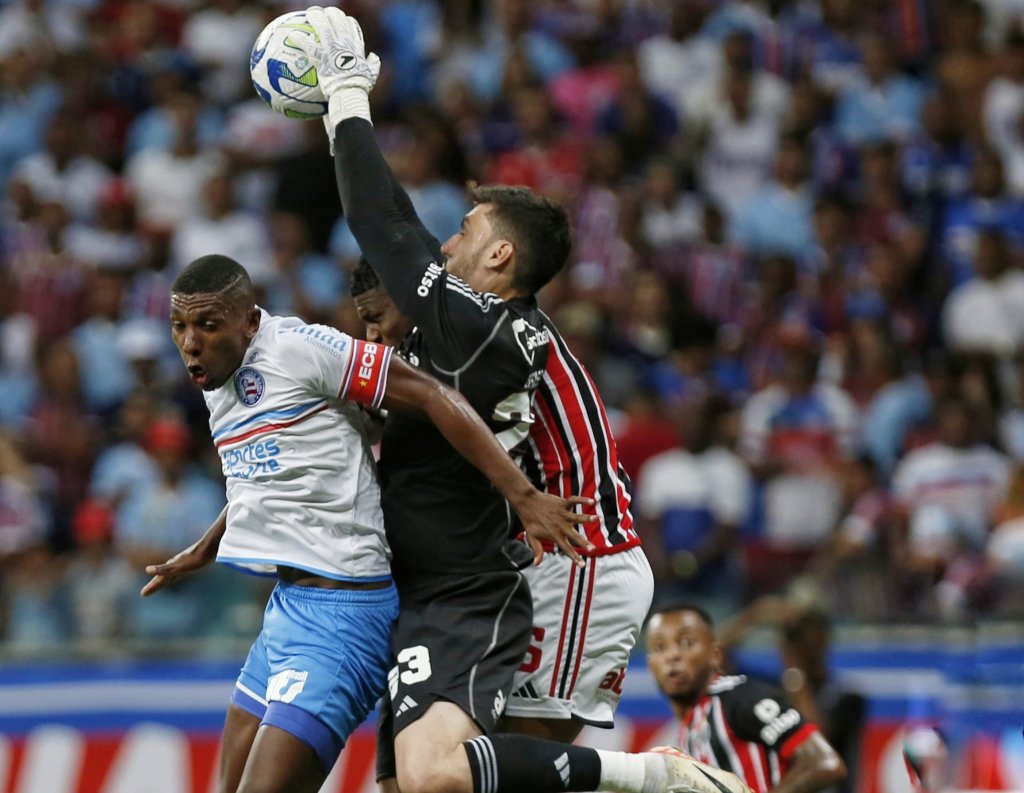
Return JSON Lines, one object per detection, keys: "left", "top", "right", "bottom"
{"left": 205, "top": 310, "right": 394, "bottom": 581}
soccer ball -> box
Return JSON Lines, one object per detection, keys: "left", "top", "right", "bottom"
{"left": 250, "top": 11, "right": 327, "bottom": 119}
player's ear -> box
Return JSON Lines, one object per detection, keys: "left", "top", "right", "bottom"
{"left": 488, "top": 239, "right": 515, "bottom": 270}
{"left": 245, "top": 306, "right": 261, "bottom": 339}
{"left": 711, "top": 641, "right": 724, "bottom": 671}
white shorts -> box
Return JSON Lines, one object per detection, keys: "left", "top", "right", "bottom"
{"left": 507, "top": 545, "right": 654, "bottom": 726}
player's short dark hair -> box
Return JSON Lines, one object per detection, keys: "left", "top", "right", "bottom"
{"left": 469, "top": 184, "right": 572, "bottom": 295}
{"left": 172, "top": 254, "right": 252, "bottom": 298}
{"left": 350, "top": 256, "right": 381, "bottom": 298}
{"left": 646, "top": 602, "right": 715, "bottom": 629}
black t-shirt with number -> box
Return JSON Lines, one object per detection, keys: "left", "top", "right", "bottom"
{"left": 677, "top": 675, "right": 819, "bottom": 793}
{"left": 334, "top": 119, "right": 550, "bottom": 590}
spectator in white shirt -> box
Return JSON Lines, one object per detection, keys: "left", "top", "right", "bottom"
{"left": 943, "top": 228, "right": 1024, "bottom": 355}
{"left": 982, "top": 30, "right": 1024, "bottom": 196}
{"left": 637, "top": 0, "right": 721, "bottom": 123}
{"left": 169, "top": 168, "right": 273, "bottom": 284}
{"left": 893, "top": 397, "right": 1011, "bottom": 579}
{"left": 10, "top": 110, "right": 112, "bottom": 222}
{"left": 125, "top": 92, "right": 225, "bottom": 233}
{"left": 700, "top": 65, "right": 779, "bottom": 218}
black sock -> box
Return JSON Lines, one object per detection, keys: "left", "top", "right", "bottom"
{"left": 464, "top": 734, "right": 601, "bottom": 793}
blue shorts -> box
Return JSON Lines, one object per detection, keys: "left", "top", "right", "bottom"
{"left": 231, "top": 580, "right": 398, "bottom": 770}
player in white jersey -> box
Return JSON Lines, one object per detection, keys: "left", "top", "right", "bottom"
{"left": 141, "top": 254, "right": 594, "bottom": 793}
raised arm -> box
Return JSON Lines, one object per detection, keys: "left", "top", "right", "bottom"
{"left": 381, "top": 353, "right": 595, "bottom": 564}
{"left": 333, "top": 116, "right": 443, "bottom": 314}
{"left": 290, "top": 8, "right": 441, "bottom": 312}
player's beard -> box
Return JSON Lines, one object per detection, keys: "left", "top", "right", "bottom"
{"left": 669, "top": 664, "right": 716, "bottom": 708}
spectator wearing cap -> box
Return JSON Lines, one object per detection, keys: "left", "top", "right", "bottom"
{"left": 64, "top": 498, "right": 135, "bottom": 642}
{"left": 114, "top": 415, "right": 224, "bottom": 640}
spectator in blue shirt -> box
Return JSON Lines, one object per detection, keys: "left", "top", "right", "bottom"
{"left": 731, "top": 133, "right": 816, "bottom": 258}
{"left": 941, "top": 147, "right": 1024, "bottom": 286}
{"left": 834, "top": 31, "right": 926, "bottom": 146}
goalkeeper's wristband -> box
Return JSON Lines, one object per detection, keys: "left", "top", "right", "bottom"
{"left": 328, "top": 88, "right": 372, "bottom": 127}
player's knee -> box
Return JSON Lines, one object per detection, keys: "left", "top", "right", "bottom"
{"left": 396, "top": 753, "right": 469, "bottom": 793}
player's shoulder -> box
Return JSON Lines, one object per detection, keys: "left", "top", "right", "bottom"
{"left": 441, "top": 271, "right": 506, "bottom": 313}
{"left": 262, "top": 314, "right": 355, "bottom": 362}
{"left": 709, "top": 674, "right": 749, "bottom": 696}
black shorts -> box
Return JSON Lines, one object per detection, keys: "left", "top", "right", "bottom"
{"left": 376, "top": 570, "right": 532, "bottom": 780}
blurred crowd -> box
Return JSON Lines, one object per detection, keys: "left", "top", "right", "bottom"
{"left": 1, "top": 0, "right": 1023, "bottom": 654}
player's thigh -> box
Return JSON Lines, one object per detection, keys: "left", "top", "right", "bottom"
{"left": 508, "top": 548, "right": 653, "bottom": 725}
{"left": 262, "top": 582, "right": 398, "bottom": 769}
{"left": 221, "top": 704, "right": 263, "bottom": 793}
{"left": 388, "top": 572, "right": 532, "bottom": 738}
{"left": 498, "top": 712, "right": 584, "bottom": 743}
{"left": 236, "top": 724, "right": 325, "bottom": 793}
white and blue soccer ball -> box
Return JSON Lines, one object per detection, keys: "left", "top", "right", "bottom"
{"left": 250, "top": 11, "right": 327, "bottom": 119}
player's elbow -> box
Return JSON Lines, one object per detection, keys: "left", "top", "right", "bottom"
{"left": 811, "top": 748, "right": 847, "bottom": 789}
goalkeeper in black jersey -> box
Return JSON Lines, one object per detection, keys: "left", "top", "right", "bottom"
{"left": 288, "top": 8, "right": 753, "bottom": 793}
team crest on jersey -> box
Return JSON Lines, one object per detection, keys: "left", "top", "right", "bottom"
{"left": 234, "top": 367, "right": 266, "bottom": 407}
{"left": 511, "top": 318, "right": 548, "bottom": 364}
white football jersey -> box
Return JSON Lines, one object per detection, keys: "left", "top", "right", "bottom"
{"left": 205, "top": 310, "right": 393, "bottom": 581}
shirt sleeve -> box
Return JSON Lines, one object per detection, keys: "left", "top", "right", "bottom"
{"left": 724, "top": 678, "right": 819, "bottom": 761}
{"left": 277, "top": 323, "right": 393, "bottom": 410}
{"left": 333, "top": 118, "right": 502, "bottom": 368}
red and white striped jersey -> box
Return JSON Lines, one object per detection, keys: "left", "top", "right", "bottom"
{"left": 677, "top": 675, "right": 819, "bottom": 793}
{"left": 520, "top": 315, "right": 640, "bottom": 556}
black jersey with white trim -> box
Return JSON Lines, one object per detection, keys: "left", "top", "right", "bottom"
{"left": 379, "top": 276, "right": 549, "bottom": 585}
{"left": 333, "top": 118, "right": 550, "bottom": 588}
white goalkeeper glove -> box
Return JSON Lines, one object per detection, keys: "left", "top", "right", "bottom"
{"left": 298, "top": 6, "right": 381, "bottom": 139}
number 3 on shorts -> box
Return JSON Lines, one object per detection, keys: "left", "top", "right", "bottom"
{"left": 388, "top": 645, "right": 433, "bottom": 699}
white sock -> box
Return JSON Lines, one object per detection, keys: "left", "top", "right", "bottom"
{"left": 596, "top": 751, "right": 667, "bottom": 793}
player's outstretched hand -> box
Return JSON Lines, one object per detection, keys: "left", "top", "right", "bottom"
{"left": 140, "top": 540, "right": 216, "bottom": 597}
{"left": 299, "top": 6, "right": 381, "bottom": 99}
{"left": 519, "top": 492, "right": 596, "bottom": 567}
